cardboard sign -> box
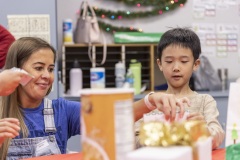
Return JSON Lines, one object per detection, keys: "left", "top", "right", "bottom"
{"left": 225, "top": 83, "right": 240, "bottom": 160}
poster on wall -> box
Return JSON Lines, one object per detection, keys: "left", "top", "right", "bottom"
{"left": 192, "top": 23, "right": 239, "bottom": 57}
{"left": 7, "top": 14, "right": 50, "bottom": 43}
{"left": 193, "top": 0, "right": 238, "bottom": 19}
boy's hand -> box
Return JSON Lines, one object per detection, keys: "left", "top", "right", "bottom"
{"left": 149, "top": 92, "right": 190, "bottom": 121}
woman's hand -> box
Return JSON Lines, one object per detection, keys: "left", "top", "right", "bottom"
{"left": 149, "top": 92, "right": 190, "bottom": 121}
{"left": 0, "top": 118, "right": 20, "bottom": 147}
{"left": 0, "top": 69, "right": 26, "bottom": 96}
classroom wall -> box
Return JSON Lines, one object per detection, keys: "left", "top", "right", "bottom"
{"left": 57, "top": 0, "right": 240, "bottom": 85}
{"left": 1, "top": 0, "right": 239, "bottom": 88}
{"left": 0, "top": 0, "right": 59, "bottom": 99}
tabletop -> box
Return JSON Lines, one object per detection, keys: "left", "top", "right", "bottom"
{"left": 21, "top": 148, "right": 225, "bottom": 160}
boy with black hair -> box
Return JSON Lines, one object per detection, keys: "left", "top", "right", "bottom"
{"left": 135, "top": 27, "right": 225, "bottom": 149}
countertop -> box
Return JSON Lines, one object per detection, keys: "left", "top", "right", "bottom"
{"left": 63, "top": 90, "right": 229, "bottom": 102}
{"left": 21, "top": 148, "right": 225, "bottom": 160}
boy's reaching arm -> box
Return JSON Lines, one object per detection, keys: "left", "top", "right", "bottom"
{"left": 133, "top": 92, "right": 190, "bottom": 122}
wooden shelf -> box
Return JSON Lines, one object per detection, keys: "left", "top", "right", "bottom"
{"left": 62, "top": 44, "right": 155, "bottom": 93}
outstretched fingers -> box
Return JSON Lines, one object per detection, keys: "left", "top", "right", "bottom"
{"left": 153, "top": 94, "right": 190, "bottom": 121}
{"left": 155, "top": 94, "right": 178, "bottom": 121}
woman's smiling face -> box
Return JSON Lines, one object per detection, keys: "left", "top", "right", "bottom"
{"left": 18, "top": 48, "right": 55, "bottom": 101}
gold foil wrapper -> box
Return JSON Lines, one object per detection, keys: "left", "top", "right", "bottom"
{"left": 139, "top": 121, "right": 210, "bottom": 160}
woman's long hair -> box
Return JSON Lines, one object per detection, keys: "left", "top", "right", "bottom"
{"left": 0, "top": 37, "right": 56, "bottom": 159}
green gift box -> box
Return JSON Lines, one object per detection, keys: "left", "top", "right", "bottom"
{"left": 114, "top": 32, "right": 163, "bottom": 43}
{"left": 226, "top": 143, "right": 240, "bottom": 160}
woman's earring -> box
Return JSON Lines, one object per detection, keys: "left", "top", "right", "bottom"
{"left": 160, "top": 67, "right": 163, "bottom": 71}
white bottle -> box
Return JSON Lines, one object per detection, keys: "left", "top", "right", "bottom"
{"left": 115, "top": 61, "right": 126, "bottom": 77}
{"left": 115, "top": 61, "right": 125, "bottom": 88}
{"left": 70, "top": 60, "right": 82, "bottom": 96}
{"left": 115, "top": 76, "right": 125, "bottom": 88}
{"left": 63, "top": 19, "right": 74, "bottom": 44}
{"left": 90, "top": 67, "right": 105, "bottom": 88}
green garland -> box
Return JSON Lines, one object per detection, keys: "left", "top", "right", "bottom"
{"left": 95, "top": 0, "right": 187, "bottom": 19}
{"left": 98, "top": 20, "right": 140, "bottom": 32}
{"left": 94, "top": 0, "right": 187, "bottom": 33}
{"left": 121, "top": 0, "right": 182, "bottom": 6}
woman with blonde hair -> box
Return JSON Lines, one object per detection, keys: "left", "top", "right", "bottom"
{"left": 0, "top": 37, "right": 189, "bottom": 159}
{"left": 0, "top": 37, "right": 81, "bottom": 159}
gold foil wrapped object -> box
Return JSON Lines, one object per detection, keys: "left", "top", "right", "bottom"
{"left": 139, "top": 121, "right": 210, "bottom": 147}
